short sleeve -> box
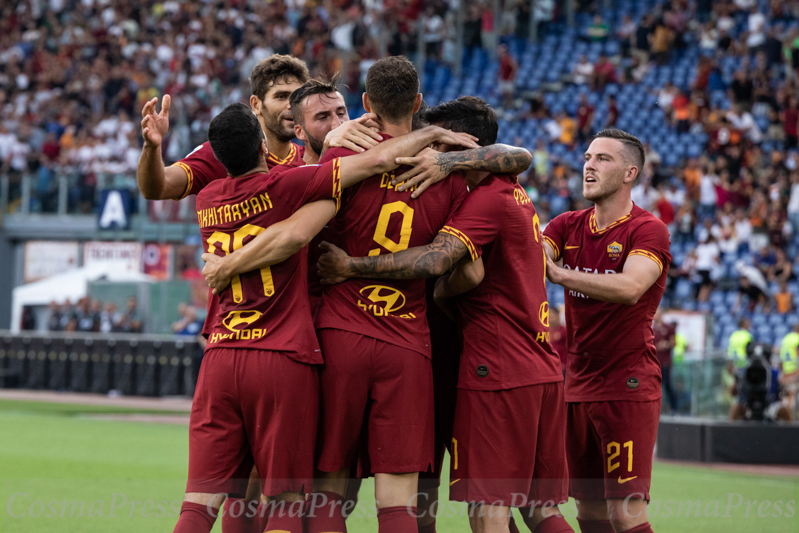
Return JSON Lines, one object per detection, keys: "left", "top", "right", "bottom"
{"left": 439, "top": 184, "right": 505, "bottom": 261}
{"left": 171, "top": 142, "right": 228, "bottom": 199}
{"left": 275, "top": 158, "right": 342, "bottom": 212}
{"left": 542, "top": 213, "right": 568, "bottom": 261}
{"left": 445, "top": 173, "right": 468, "bottom": 221}
{"left": 319, "top": 146, "right": 357, "bottom": 164}
{"left": 627, "top": 218, "right": 672, "bottom": 275}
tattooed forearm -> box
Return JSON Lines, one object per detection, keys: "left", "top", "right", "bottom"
{"left": 435, "top": 144, "right": 532, "bottom": 175}
{"left": 347, "top": 233, "right": 469, "bottom": 280}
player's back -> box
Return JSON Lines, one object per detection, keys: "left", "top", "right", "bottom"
{"left": 446, "top": 174, "right": 562, "bottom": 391}
{"left": 543, "top": 204, "right": 672, "bottom": 401}
{"left": 315, "top": 141, "right": 467, "bottom": 357}
{"left": 197, "top": 160, "right": 341, "bottom": 364}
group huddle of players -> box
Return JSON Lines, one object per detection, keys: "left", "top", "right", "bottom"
{"left": 137, "top": 53, "right": 672, "bottom": 533}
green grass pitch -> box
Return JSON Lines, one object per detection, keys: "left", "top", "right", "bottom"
{"left": 0, "top": 400, "right": 796, "bottom": 532}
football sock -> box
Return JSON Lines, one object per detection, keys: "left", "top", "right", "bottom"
{"left": 418, "top": 520, "right": 436, "bottom": 533}
{"left": 577, "top": 519, "right": 615, "bottom": 533}
{"left": 264, "top": 500, "right": 304, "bottom": 533}
{"left": 378, "top": 506, "right": 418, "bottom": 533}
{"left": 221, "top": 498, "right": 260, "bottom": 533}
{"left": 306, "top": 491, "right": 347, "bottom": 533}
{"left": 173, "top": 501, "right": 218, "bottom": 533}
{"left": 534, "top": 515, "right": 574, "bottom": 533}
{"left": 257, "top": 501, "right": 268, "bottom": 533}
{"left": 509, "top": 516, "right": 521, "bottom": 533}
{"left": 620, "top": 523, "right": 654, "bottom": 533}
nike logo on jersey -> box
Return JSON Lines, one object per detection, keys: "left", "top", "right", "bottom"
{"left": 449, "top": 479, "right": 460, "bottom": 486}
{"left": 565, "top": 245, "right": 580, "bottom": 250}
{"left": 618, "top": 476, "right": 638, "bottom": 484}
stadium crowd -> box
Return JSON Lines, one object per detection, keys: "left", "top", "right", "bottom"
{"left": 4, "top": 0, "right": 799, "bottom": 345}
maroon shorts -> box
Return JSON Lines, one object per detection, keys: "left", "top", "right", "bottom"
{"left": 566, "top": 399, "right": 661, "bottom": 501}
{"left": 449, "top": 381, "right": 568, "bottom": 507}
{"left": 316, "top": 328, "right": 434, "bottom": 476}
{"left": 186, "top": 347, "right": 318, "bottom": 497}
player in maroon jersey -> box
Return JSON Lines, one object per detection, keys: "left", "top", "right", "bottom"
{"left": 542, "top": 129, "right": 672, "bottom": 533}
{"left": 137, "top": 55, "right": 382, "bottom": 201}
{"left": 173, "top": 102, "right": 478, "bottom": 533}
{"left": 317, "top": 97, "right": 572, "bottom": 533}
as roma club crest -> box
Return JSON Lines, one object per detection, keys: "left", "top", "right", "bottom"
{"left": 607, "top": 241, "right": 623, "bottom": 261}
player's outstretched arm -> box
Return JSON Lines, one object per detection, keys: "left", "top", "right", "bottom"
{"left": 391, "top": 144, "right": 533, "bottom": 198}
{"left": 317, "top": 232, "right": 470, "bottom": 284}
{"left": 137, "top": 95, "right": 190, "bottom": 200}
{"left": 202, "top": 200, "right": 337, "bottom": 294}
{"left": 336, "top": 126, "right": 479, "bottom": 188}
{"left": 545, "top": 254, "right": 661, "bottom": 305}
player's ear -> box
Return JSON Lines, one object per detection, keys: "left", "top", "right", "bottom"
{"left": 259, "top": 139, "right": 268, "bottom": 155}
{"left": 625, "top": 166, "right": 639, "bottom": 185}
{"left": 295, "top": 124, "right": 308, "bottom": 142}
{"left": 412, "top": 93, "right": 423, "bottom": 114}
{"left": 362, "top": 93, "right": 372, "bottom": 113}
{"left": 249, "top": 94, "right": 262, "bottom": 115}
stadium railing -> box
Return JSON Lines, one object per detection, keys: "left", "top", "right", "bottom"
{"left": 0, "top": 330, "right": 201, "bottom": 397}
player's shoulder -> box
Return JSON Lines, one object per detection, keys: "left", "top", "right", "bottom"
{"left": 181, "top": 141, "right": 213, "bottom": 160}
{"left": 552, "top": 206, "right": 593, "bottom": 226}
{"left": 630, "top": 204, "right": 670, "bottom": 233}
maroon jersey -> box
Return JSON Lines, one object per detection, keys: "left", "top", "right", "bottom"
{"left": 543, "top": 204, "right": 672, "bottom": 402}
{"left": 314, "top": 139, "right": 468, "bottom": 357}
{"left": 442, "top": 174, "right": 562, "bottom": 391}
{"left": 173, "top": 141, "right": 306, "bottom": 199}
{"left": 196, "top": 158, "right": 342, "bottom": 363}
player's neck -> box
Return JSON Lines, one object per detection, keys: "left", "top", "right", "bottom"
{"left": 465, "top": 170, "right": 489, "bottom": 190}
{"left": 266, "top": 134, "right": 294, "bottom": 160}
{"left": 593, "top": 193, "right": 634, "bottom": 230}
{"left": 303, "top": 149, "right": 319, "bottom": 165}
{"left": 232, "top": 161, "right": 269, "bottom": 178}
{"left": 380, "top": 119, "right": 411, "bottom": 139}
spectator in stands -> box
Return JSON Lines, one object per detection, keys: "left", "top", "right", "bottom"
{"left": 46, "top": 301, "right": 61, "bottom": 332}
{"left": 497, "top": 44, "right": 518, "bottom": 111}
{"left": 76, "top": 298, "right": 98, "bottom": 332}
{"left": 59, "top": 300, "right": 75, "bottom": 331}
{"left": 653, "top": 310, "right": 678, "bottom": 414}
{"left": 571, "top": 55, "right": 594, "bottom": 86}
{"left": 592, "top": 54, "right": 617, "bottom": 92}
{"left": 99, "top": 302, "right": 120, "bottom": 334}
{"left": 775, "top": 282, "right": 795, "bottom": 314}
{"left": 781, "top": 96, "right": 799, "bottom": 149}
{"left": 117, "top": 296, "right": 142, "bottom": 333}
{"left": 576, "top": 95, "right": 594, "bottom": 145}
{"left": 694, "top": 235, "right": 720, "bottom": 302}
{"left": 769, "top": 248, "right": 795, "bottom": 284}
{"left": 557, "top": 111, "right": 577, "bottom": 148}
{"left": 735, "top": 261, "right": 771, "bottom": 312}
{"left": 747, "top": 5, "right": 768, "bottom": 55}
{"left": 173, "top": 304, "right": 204, "bottom": 337}
{"left": 651, "top": 16, "right": 674, "bottom": 65}
{"left": 633, "top": 14, "right": 653, "bottom": 64}
{"left": 586, "top": 14, "right": 609, "bottom": 42}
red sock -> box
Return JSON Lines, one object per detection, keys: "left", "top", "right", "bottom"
{"left": 173, "top": 501, "right": 218, "bottom": 533}
{"left": 264, "top": 500, "right": 304, "bottom": 533}
{"left": 306, "top": 491, "right": 347, "bottom": 533}
{"left": 620, "top": 523, "right": 654, "bottom": 533}
{"left": 534, "top": 515, "right": 574, "bottom": 533}
{"left": 257, "top": 501, "right": 268, "bottom": 533}
{"left": 377, "top": 506, "right": 417, "bottom": 533}
{"left": 221, "top": 498, "right": 260, "bottom": 533}
{"left": 418, "top": 520, "right": 436, "bottom": 533}
{"left": 577, "top": 519, "right": 615, "bottom": 533}
{"left": 509, "top": 516, "right": 521, "bottom": 533}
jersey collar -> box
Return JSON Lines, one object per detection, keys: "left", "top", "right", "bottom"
{"left": 588, "top": 206, "right": 634, "bottom": 235}
{"left": 267, "top": 143, "right": 296, "bottom": 166}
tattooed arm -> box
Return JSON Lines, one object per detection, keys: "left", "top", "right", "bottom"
{"left": 391, "top": 144, "right": 533, "bottom": 198}
{"left": 317, "top": 233, "right": 470, "bottom": 284}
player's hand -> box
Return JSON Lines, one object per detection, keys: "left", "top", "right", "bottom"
{"left": 545, "top": 254, "right": 565, "bottom": 285}
{"left": 324, "top": 113, "right": 383, "bottom": 153}
{"left": 431, "top": 127, "right": 479, "bottom": 149}
{"left": 392, "top": 147, "right": 446, "bottom": 198}
{"left": 141, "top": 94, "right": 171, "bottom": 149}
{"left": 201, "top": 253, "right": 232, "bottom": 295}
{"left": 317, "top": 241, "right": 352, "bottom": 285}
{"left": 433, "top": 276, "right": 458, "bottom": 322}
